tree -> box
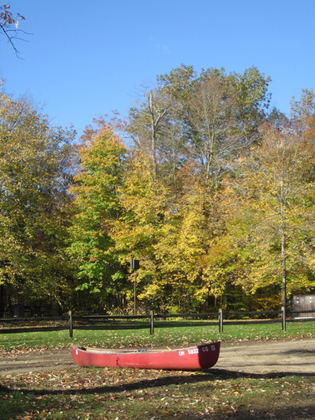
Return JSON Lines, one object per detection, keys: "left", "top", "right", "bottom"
{"left": 128, "top": 66, "right": 271, "bottom": 213}
{"left": 186, "top": 67, "right": 271, "bottom": 196}
{"left": 0, "top": 92, "right": 76, "bottom": 304}
{"left": 128, "top": 85, "right": 175, "bottom": 180}
{"left": 123, "top": 65, "right": 272, "bottom": 311}
{"left": 110, "top": 150, "right": 172, "bottom": 312}
{"left": 227, "top": 115, "right": 315, "bottom": 313}
{"left": 68, "top": 124, "right": 127, "bottom": 298}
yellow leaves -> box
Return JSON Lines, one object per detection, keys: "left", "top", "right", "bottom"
{"left": 0, "top": 92, "right": 75, "bottom": 298}
{"left": 226, "top": 122, "right": 315, "bottom": 294}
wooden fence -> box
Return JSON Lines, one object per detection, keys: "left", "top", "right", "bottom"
{"left": 0, "top": 308, "right": 315, "bottom": 337}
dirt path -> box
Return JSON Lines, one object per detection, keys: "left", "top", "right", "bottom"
{"left": 0, "top": 349, "right": 77, "bottom": 375}
{"left": 216, "top": 338, "right": 315, "bottom": 374}
{"left": 0, "top": 338, "right": 314, "bottom": 375}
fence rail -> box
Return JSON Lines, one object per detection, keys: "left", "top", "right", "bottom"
{"left": 0, "top": 309, "right": 314, "bottom": 336}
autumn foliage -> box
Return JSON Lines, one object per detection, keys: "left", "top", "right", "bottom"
{"left": 1, "top": 67, "right": 315, "bottom": 315}
{"left": 66, "top": 68, "right": 315, "bottom": 314}
{"left": 0, "top": 90, "right": 75, "bottom": 310}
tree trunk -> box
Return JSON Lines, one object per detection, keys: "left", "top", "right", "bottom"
{"left": 280, "top": 181, "right": 287, "bottom": 329}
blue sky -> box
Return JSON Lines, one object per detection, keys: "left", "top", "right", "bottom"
{"left": 1, "top": 0, "right": 314, "bottom": 140}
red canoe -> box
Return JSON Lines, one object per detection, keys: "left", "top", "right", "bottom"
{"left": 71, "top": 342, "right": 220, "bottom": 370}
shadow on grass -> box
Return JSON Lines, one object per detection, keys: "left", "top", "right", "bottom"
{"left": 1, "top": 369, "right": 315, "bottom": 420}
{"left": 75, "top": 318, "right": 281, "bottom": 329}
{"left": 1, "top": 368, "right": 315, "bottom": 396}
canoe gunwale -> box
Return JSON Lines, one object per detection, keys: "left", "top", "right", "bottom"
{"left": 72, "top": 342, "right": 220, "bottom": 355}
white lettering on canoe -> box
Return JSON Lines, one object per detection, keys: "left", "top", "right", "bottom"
{"left": 188, "top": 348, "right": 199, "bottom": 355}
{"left": 179, "top": 351, "right": 185, "bottom": 356}
{"left": 202, "top": 346, "right": 209, "bottom": 352}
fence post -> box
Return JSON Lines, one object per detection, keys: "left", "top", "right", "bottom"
{"left": 69, "top": 310, "right": 73, "bottom": 338}
{"left": 218, "top": 308, "right": 223, "bottom": 333}
{"left": 281, "top": 306, "right": 286, "bottom": 331}
{"left": 150, "top": 310, "right": 154, "bottom": 335}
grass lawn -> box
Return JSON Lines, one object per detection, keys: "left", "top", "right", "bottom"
{"left": 0, "top": 319, "right": 314, "bottom": 351}
{"left": 0, "top": 320, "right": 315, "bottom": 419}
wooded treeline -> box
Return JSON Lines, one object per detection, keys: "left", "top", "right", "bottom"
{"left": 1, "top": 65, "right": 315, "bottom": 316}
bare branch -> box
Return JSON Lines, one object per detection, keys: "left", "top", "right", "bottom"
{"left": 0, "top": 4, "right": 29, "bottom": 57}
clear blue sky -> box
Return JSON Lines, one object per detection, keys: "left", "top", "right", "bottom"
{"left": 1, "top": 0, "right": 314, "bottom": 140}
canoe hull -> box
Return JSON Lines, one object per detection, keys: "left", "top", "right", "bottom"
{"left": 71, "top": 342, "right": 220, "bottom": 370}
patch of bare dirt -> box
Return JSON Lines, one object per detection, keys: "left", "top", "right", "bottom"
{"left": 216, "top": 338, "right": 315, "bottom": 375}
{"left": 0, "top": 349, "right": 77, "bottom": 374}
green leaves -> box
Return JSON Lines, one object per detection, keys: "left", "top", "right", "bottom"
{"left": 68, "top": 126, "right": 127, "bottom": 295}
{"left": 0, "top": 93, "right": 75, "bottom": 302}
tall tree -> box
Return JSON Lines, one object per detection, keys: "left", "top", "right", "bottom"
{"left": 128, "top": 85, "right": 175, "bottom": 180}
{"left": 124, "top": 65, "right": 271, "bottom": 311}
{"left": 68, "top": 125, "right": 127, "bottom": 296}
{"left": 227, "top": 115, "right": 315, "bottom": 308}
{"left": 111, "top": 150, "right": 172, "bottom": 311}
{"left": 187, "top": 67, "right": 270, "bottom": 195}
{"left": 129, "top": 66, "right": 271, "bottom": 199}
{"left": 0, "top": 92, "right": 75, "bottom": 302}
